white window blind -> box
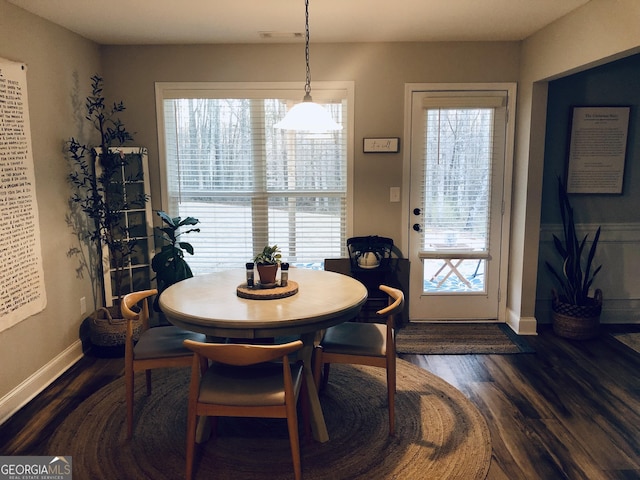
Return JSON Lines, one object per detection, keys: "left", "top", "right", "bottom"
{"left": 157, "top": 84, "right": 351, "bottom": 273}
{"left": 420, "top": 94, "right": 507, "bottom": 252}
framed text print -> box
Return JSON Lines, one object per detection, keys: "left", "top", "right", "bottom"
{"left": 566, "top": 106, "right": 630, "bottom": 194}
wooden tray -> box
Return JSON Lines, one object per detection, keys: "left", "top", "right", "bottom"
{"left": 236, "top": 280, "right": 299, "bottom": 300}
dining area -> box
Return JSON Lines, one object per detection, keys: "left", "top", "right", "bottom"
{"left": 123, "top": 266, "right": 408, "bottom": 479}
{"left": 0, "top": 261, "right": 492, "bottom": 479}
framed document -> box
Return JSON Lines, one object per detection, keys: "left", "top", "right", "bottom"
{"left": 566, "top": 106, "right": 630, "bottom": 194}
{"left": 363, "top": 137, "right": 400, "bottom": 153}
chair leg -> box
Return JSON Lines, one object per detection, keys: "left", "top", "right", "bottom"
{"left": 185, "top": 411, "right": 198, "bottom": 480}
{"left": 312, "top": 346, "right": 331, "bottom": 391}
{"left": 210, "top": 417, "right": 218, "bottom": 443}
{"left": 285, "top": 401, "right": 302, "bottom": 480}
{"left": 322, "top": 363, "right": 331, "bottom": 389}
{"left": 299, "top": 372, "right": 312, "bottom": 442}
{"left": 145, "top": 369, "right": 152, "bottom": 396}
{"left": 125, "top": 366, "right": 134, "bottom": 439}
{"left": 387, "top": 355, "right": 396, "bottom": 436}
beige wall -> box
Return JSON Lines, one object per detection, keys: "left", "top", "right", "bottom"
{"left": 100, "top": 42, "right": 520, "bottom": 242}
{"left": 0, "top": 0, "right": 101, "bottom": 421}
{"left": 1, "top": 0, "right": 639, "bottom": 421}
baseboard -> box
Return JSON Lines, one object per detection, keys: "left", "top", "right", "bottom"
{"left": 506, "top": 308, "right": 538, "bottom": 335}
{"left": 0, "top": 340, "right": 84, "bottom": 426}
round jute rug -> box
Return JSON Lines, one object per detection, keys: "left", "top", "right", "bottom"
{"left": 48, "top": 359, "right": 491, "bottom": 479}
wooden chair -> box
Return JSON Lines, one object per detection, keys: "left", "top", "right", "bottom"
{"left": 183, "top": 339, "right": 306, "bottom": 480}
{"left": 121, "top": 289, "right": 206, "bottom": 439}
{"left": 313, "top": 284, "right": 404, "bottom": 435}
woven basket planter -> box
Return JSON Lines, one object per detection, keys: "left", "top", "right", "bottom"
{"left": 551, "top": 289, "right": 602, "bottom": 340}
{"left": 90, "top": 306, "right": 142, "bottom": 348}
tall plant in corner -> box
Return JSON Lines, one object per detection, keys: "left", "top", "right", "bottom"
{"left": 66, "top": 74, "right": 146, "bottom": 315}
{"left": 545, "top": 176, "right": 602, "bottom": 306}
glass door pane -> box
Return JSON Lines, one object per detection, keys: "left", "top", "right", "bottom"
{"left": 421, "top": 108, "right": 492, "bottom": 294}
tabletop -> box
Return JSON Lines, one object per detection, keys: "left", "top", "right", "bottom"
{"left": 159, "top": 268, "right": 369, "bottom": 339}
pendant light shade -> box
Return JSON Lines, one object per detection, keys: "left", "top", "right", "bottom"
{"left": 275, "top": 95, "right": 341, "bottom": 131}
{"left": 274, "top": 0, "right": 342, "bottom": 132}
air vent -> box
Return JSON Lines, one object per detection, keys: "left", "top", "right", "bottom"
{"left": 259, "top": 32, "right": 303, "bottom": 39}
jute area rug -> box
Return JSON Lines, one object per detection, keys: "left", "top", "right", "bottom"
{"left": 48, "top": 360, "right": 491, "bottom": 480}
{"left": 396, "top": 322, "right": 535, "bottom": 355}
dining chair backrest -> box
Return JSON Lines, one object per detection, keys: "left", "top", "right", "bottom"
{"left": 377, "top": 284, "right": 404, "bottom": 328}
{"left": 121, "top": 289, "right": 156, "bottom": 331}
{"left": 182, "top": 339, "right": 306, "bottom": 480}
{"left": 183, "top": 339, "right": 304, "bottom": 366}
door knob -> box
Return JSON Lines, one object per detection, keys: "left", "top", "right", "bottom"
{"left": 413, "top": 208, "right": 421, "bottom": 216}
{"left": 413, "top": 223, "right": 422, "bottom": 232}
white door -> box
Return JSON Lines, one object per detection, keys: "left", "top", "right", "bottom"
{"left": 406, "top": 85, "right": 515, "bottom": 321}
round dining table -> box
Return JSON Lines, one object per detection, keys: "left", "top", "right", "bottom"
{"left": 159, "top": 268, "right": 368, "bottom": 443}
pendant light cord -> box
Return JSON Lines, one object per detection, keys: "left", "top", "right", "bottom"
{"left": 304, "top": 0, "right": 312, "bottom": 101}
{"left": 274, "top": 0, "right": 341, "bottom": 131}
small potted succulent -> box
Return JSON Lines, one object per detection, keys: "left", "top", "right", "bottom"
{"left": 254, "top": 245, "right": 282, "bottom": 285}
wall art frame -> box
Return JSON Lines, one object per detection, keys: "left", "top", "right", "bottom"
{"left": 566, "top": 106, "right": 630, "bottom": 194}
{"left": 363, "top": 137, "right": 400, "bottom": 153}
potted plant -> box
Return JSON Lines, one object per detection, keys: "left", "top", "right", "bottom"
{"left": 66, "top": 74, "right": 148, "bottom": 352}
{"left": 151, "top": 211, "right": 200, "bottom": 311}
{"left": 545, "top": 176, "right": 603, "bottom": 339}
{"left": 254, "top": 245, "right": 282, "bottom": 285}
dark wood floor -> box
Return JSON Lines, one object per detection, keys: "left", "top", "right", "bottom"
{"left": 1, "top": 325, "right": 639, "bottom": 479}
{"left": 401, "top": 325, "right": 640, "bottom": 480}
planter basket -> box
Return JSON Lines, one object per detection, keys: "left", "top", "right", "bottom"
{"left": 90, "top": 306, "right": 142, "bottom": 347}
{"left": 551, "top": 289, "right": 602, "bottom": 340}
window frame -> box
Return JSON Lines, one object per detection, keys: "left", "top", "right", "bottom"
{"left": 154, "top": 81, "right": 355, "bottom": 267}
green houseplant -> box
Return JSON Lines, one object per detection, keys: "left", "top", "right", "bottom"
{"left": 151, "top": 211, "right": 200, "bottom": 310}
{"left": 66, "top": 74, "right": 148, "bottom": 350}
{"left": 545, "top": 176, "right": 603, "bottom": 339}
{"left": 254, "top": 245, "right": 282, "bottom": 285}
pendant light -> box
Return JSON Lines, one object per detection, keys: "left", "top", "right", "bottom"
{"left": 274, "top": 0, "right": 342, "bottom": 132}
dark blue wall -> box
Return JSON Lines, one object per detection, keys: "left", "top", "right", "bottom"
{"left": 542, "top": 53, "right": 640, "bottom": 224}
{"left": 537, "top": 54, "right": 640, "bottom": 324}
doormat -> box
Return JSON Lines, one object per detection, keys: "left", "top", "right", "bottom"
{"left": 396, "top": 322, "right": 535, "bottom": 354}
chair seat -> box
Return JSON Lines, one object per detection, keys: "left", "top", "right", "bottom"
{"left": 134, "top": 326, "right": 206, "bottom": 360}
{"left": 314, "top": 285, "right": 403, "bottom": 437}
{"left": 199, "top": 362, "right": 304, "bottom": 406}
{"left": 321, "top": 322, "right": 387, "bottom": 357}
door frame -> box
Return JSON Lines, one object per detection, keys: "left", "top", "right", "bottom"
{"left": 400, "top": 83, "right": 517, "bottom": 322}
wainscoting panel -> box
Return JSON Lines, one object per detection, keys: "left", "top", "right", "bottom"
{"left": 536, "top": 223, "right": 640, "bottom": 324}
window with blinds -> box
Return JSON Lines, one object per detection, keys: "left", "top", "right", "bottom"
{"left": 156, "top": 83, "right": 351, "bottom": 274}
